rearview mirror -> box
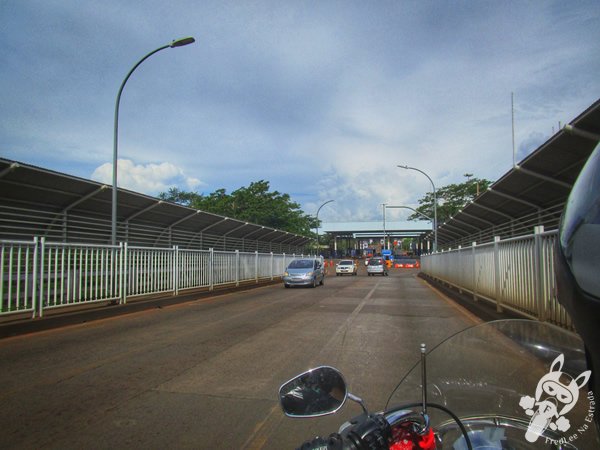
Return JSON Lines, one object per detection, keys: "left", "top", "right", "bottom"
{"left": 279, "top": 366, "right": 347, "bottom": 417}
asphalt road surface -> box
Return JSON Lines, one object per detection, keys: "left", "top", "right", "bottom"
{"left": 0, "top": 267, "right": 479, "bottom": 449}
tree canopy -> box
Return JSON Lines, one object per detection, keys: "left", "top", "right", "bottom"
{"left": 408, "top": 174, "right": 493, "bottom": 224}
{"left": 159, "top": 181, "right": 318, "bottom": 236}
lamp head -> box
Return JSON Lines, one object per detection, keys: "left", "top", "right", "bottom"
{"left": 170, "top": 37, "right": 195, "bottom": 48}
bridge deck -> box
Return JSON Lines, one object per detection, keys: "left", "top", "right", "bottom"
{"left": 0, "top": 267, "right": 478, "bottom": 449}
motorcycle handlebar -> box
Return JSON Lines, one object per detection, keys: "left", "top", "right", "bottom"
{"left": 296, "top": 404, "right": 472, "bottom": 450}
{"left": 297, "top": 414, "right": 391, "bottom": 450}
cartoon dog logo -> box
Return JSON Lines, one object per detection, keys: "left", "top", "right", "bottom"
{"left": 519, "top": 354, "right": 591, "bottom": 443}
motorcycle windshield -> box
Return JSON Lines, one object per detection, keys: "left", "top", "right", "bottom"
{"left": 386, "top": 319, "right": 598, "bottom": 449}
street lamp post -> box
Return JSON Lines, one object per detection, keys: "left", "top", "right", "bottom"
{"left": 382, "top": 203, "right": 387, "bottom": 250}
{"left": 315, "top": 200, "right": 334, "bottom": 255}
{"left": 397, "top": 165, "right": 438, "bottom": 252}
{"left": 385, "top": 205, "right": 433, "bottom": 254}
{"left": 111, "top": 37, "right": 195, "bottom": 245}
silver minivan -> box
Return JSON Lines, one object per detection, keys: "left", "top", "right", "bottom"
{"left": 283, "top": 259, "right": 325, "bottom": 288}
{"left": 366, "top": 257, "right": 388, "bottom": 276}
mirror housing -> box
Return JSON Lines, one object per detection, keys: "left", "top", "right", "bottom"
{"left": 279, "top": 366, "right": 347, "bottom": 417}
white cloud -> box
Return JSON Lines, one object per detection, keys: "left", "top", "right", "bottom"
{"left": 91, "top": 159, "right": 203, "bottom": 195}
{"left": 2, "top": 1, "right": 599, "bottom": 224}
{"left": 517, "top": 131, "right": 548, "bottom": 161}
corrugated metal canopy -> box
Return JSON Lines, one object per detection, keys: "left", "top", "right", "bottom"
{"left": 435, "top": 98, "right": 600, "bottom": 246}
{"left": 0, "top": 159, "right": 312, "bottom": 249}
{"left": 321, "top": 221, "right": 432, "bottom": 238}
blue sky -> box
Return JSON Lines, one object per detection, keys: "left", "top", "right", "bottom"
{"left": 1, "top": 1, "right": 599, "bottom": 223}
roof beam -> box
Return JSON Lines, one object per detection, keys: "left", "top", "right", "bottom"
{"left": 286, "top": 236, "right": 306, "bottom": 246}
{"left": 41, "top": 185, "right": 110, "bottom": 241}
{"left": 438, "top": 222, "right": 470, "bottom": 236}
{"left": 183, "top": 217, "right": 230, "bottom": 247}
{"left": 153, "top": 211, "right": 202, "bottom": 246}
{"left": 436, "top": 234, "right": 454, "bottom": 244}
{"left": 224, "top": 222, "right": 250, "bottom": 236}
{"left": 0, "top": 162, "right": 19, "bottom": 179}
{"left": 486, "top": 188, "right": 542, "bottom": 210}
{"left": 62, "top": 185, "right": 109, "bottom": 213}
{"left": 258, "top": 230, "right": 280, "bottom": 241}
{"left": 169, "top": 211, "right": 202, "bottom": 228}
{"left": 125, "top": 200, "right": 164, "bottom": 222}
{"left": 436, "top": 226, "right": 464, "bottom": 239}
{"left": 279, "top": 234, "right": 297, "bottom": 245}
{"left": 564, "top": 124, "right": 600, "bottom": 142}
{"left": 447, "top": 217, "right": 483, "bottom": 232}
{"left": 468, "top": 201, "right": 514, "bottom": 220}
{"left": 456, "top": 210, "right": 496, "bottom": 227}
{"left": 197, "top": 217, "right": 229, "bottom": 233}
{"left": 242, "top": 226, "right": 266, "bottom": 240}
{"left": 514, "top": 165, "right": 572, "bottom": 189}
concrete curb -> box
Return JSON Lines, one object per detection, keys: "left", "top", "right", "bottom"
{"left": 418, "top": 272, "right": 524, "bottom": 322}
{"left": 0, "top": 279, "right": 282, "bottom": 339}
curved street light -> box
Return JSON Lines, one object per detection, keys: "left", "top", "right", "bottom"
{"left": 112, "top": 37, "right": 195, "bottom": 244}
{"left": 397, "top": 165, "right": 438, "bottom": 252}
{"left": 315, "top": 200, "right": 334, "bottom": 255}
{"left": 385, "top": 205, "right": 432, "bottom": 221}
{"left": 385, "top": 204, "right": 433, "bottom": 254}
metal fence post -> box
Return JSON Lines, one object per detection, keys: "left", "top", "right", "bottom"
{"left": 282, "top": 253, "right": 286, "bottom": 275}
{"left": 494, "top": 236, "right": 503, "bottom": 313}
{"left": 534, "top": 225, "right": 546, "bottom": 321}
{"left": 255, "top": 251, "right": 259, "bottom": 283}
{"left": 270, "top": 252, "right": 274, "bottom": 280}
{"left": 235, "top": 250, "right": 240, "bottom": 287}
{"left": 209, "top": 248, "right": 214, "bottom": 291}
{"left": 121, "top": 242, "right": 127, "bottom": 304}
{"left": 173, "top": 245, "right": 179, "bottom": 296}
{"left": 457, "top": 246, "right": 463, "bottom": 294}
{"left": 39, "top": 237, "right": 46, "bottom": 317}
{"left": 471, "top": 241, "right": 478, "bottom": 302}
{"left": 31, "top": 237, "right": 39, "bottom": 318}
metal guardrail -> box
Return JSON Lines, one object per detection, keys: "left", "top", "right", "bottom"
{"left": 42, "top": 240, "right": 122, "bottom": 311}
{"left": 1, "top": 237, "right": 315, "bottom": 318}
{"left": 0, "top": 238, "right": 38, "bottom": 316}
{"left": 421, "top": 226, "right": 572, "bottom": 328}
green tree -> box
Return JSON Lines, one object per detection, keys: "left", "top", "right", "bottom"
{"left": 158, "top": 187, "right": 201, "bottom": 207}
{"left": 408, "top": 174, "right": 493, "bottom": 224}
{"left": 159, "top": 181, "right": 318, "bottom": 236}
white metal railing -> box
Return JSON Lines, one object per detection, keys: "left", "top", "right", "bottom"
{"left": 421, "top": 226, "right": 572, "bottom": 328}
{"left": 41, "top": 240, "right": 122, "bottom": 311}
{"left": 0, "top": 238, "right": 38, "bottom": 316}
{"left": 1, "top": 237, "right": 316, "bottom": 319}
{"left": 126, "top": 245, "right": 176, "bottom": 300}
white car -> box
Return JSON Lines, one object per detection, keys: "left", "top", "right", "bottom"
{"left": 336, "top": 260, "right": 358, "bottom": 276}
